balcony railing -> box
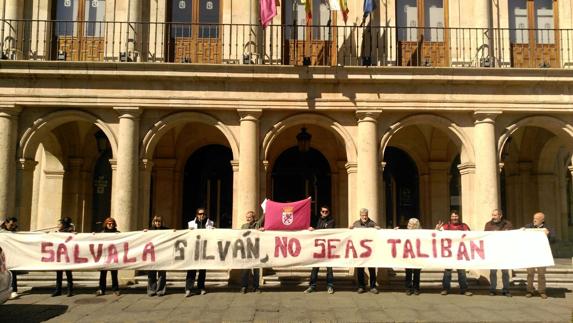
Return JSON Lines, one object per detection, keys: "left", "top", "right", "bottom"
{"left": 1, "top": 19, "right": 572, "bottom": 69}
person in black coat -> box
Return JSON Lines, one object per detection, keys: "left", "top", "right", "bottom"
{"left": 304, "top": 206, "right": 336, "bottom": 294}
{"left": 52, "top": 216, "right": 74, "bottom": 297}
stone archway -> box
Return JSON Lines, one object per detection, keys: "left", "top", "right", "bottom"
{"left": 17, "top": 110, "right": 116, "bottom": 231}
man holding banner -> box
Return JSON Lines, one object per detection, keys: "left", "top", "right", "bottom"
{"left": 524, "top": 212, "right": 555, "bottom": 299}
{"left": 185, "top": 208, "right": 214, "bottom": 297}
{"left": 484, "top": 209, "right": 513, "bottom": 297}
{"left": 436, "top": 210, "right": 472, "bottom": 296}
{"left": 304, "top": 205, "right": 336, "bottom": 294}
{"left": 349, "top": 208, "right": 380, "bottom": 294}
{"left": 240, "top": 210, "right": 264, "bottom": 294}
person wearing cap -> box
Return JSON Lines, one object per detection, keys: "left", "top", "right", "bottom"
{"left": 484, "top": 209, "right": 513, "bottom": 297}
{"left": 304, "top": 205, "right": 336, "bottom": 294}
{"left": 52, "top": 217, "right": 75, "bottom": 297}
{"left": 349, "top": 208, "right": 380, "bottom": 294}
{"left": 185, "top": 208, "right": 214, "bottom": 297}
{"left": 96, "top": 217, "right": 120, "bottom": 296}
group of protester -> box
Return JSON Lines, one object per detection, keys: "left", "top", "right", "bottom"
{"left": 0, "top": 207, "right": 555, "bottom": 300}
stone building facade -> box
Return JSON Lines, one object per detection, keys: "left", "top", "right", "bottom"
{"left": 1, "top": 0, "right": 572, "bottom": 255}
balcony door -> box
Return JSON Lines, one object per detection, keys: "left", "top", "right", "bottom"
{"left": 283, "top": 0, "right": 336, "bottom": 66}
{"left": 53, "top": 0, "right": 106, "bottom": 61}
{"left": 167, "top": 0, "right": 222, "bottom": 63}
{"left": 509, "top": 0, "right": 559, "bottom": 68}
{"left": 396, "top": 0, "right": 449, "bottom": 66}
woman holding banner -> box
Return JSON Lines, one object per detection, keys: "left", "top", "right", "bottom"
{"left": 403, "top": 218, "right": 422, "bottom": 295}
{"left": 52, "top": 217, "right": 74, "bottom": 297}
{"left": 96, "top": 217, "right": 120, "bottom": 296}
{"left": 145, "top": 216, "right": 169, "bottom": 297}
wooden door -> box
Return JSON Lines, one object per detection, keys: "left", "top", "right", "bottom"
{"left": 282, "top": 0, "right": 336, "bottom": 66}
{"left": 397, "top": 0, "right": 449, "bottom": 67}
{"left": 509, "top": 0, "right": 559, "bottom": 68}
{"left": 169, "top": 0, "right": 222, "bottom": 63}
{"left": 54, "top": 0, "right": 105, "bottom": 61}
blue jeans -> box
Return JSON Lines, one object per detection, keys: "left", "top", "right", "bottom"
{"left": 442, "top": 269, "right": 468, "bottom": 292}
{"left": 490, "top": 269, "right": 510, "bottom": 293}
{"left": 309, "top": 267, "right": 334, "bottom": 288}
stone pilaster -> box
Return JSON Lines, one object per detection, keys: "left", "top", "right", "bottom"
{"left": 16, "top": 158, "right": 37, "bottom": 230}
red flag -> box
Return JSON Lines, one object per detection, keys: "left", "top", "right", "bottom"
{"left": 263, "top": 197, "right": 311, "bottom": 230}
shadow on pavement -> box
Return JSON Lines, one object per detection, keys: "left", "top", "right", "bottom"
{"left": 0, "top": 304, "right": 68, "bottom": 323}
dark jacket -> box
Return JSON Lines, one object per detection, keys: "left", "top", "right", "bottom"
{"left": 314, "top": 215, "right": 335, "bottom": 230}
{"left": 524, "top": 222, "right": 556, "bottom": 243}
{"left": 102, "top": 227, "right": 119, "bottom": 233}
{"left": 484, "top": 219, "right": 513, "bottom": 231}
{"left": 150, "top": 225, "right": 169, "bottom": 230}
{"left": 352, "top": 218, "right": 377, "bottom": 228}
{"left": 241, "top": 217, "right": 263, "bottom": 230}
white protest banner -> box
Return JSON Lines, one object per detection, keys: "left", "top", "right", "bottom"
{"left": 0, "top": 229, "right": 553, "bottom": 271}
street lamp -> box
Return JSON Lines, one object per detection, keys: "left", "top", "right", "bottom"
{"left": 296, "top": 127, "right": 311, "bottom": 153}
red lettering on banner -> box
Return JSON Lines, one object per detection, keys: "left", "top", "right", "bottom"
{"left": 106, "top": 244, "right": 119, "bottom": 264}
{"left": 41, "top": 242, "right": 55, "bottom": 262}
{"left": 441, "top": 238, "right": 452, "bottom": 257}
{"left": 122, "top": 242, "right": 137, "bottom": 263}
{"left": 313, "top": 239, "right": 326, "bottom": 258}
{"left": 73, "top": 245, "right": 88, "bottom": 263}
{"left": 416, "top": 239, "right": 429, "bottom": 258}
{"left": 56, "top": 243, "right": 70, "bottom": 263}
{"left": 359, "top": 239, "right": 372, "bottom": 258}
{"left": 142, "top": 242, "right": 156, "bottom": 262}
{"left": 456, "top": 234, "right": 470, "bottom": 261}
{"left": 387, "top": 239, "right": 401, "bottom": 258}
{"left": 470, "top": 240, "right": 485, "bottom": 259}
{"left": 432, "top": 233, "right": 438, "bottom": 257}
{"left": 274, "top": 237, "right": 301, "bottom": 257}
{"left": 345, "top": 240, "right": 357, "bottom": 258}
{"left": 327, "top": 239, "right": 340, "bottom": 259}
{"left": 89, "top": 244, "right": 103, "bottom": 262}
{"left": 403, "top": 239, "right": 415, "bottom": 258}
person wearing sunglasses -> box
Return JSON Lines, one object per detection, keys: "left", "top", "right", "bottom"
{"left": 185, "top": 208, "right": 214, "bottom": 297}
{"left": 304, "top": 206, "right": 336, "bottom": 294}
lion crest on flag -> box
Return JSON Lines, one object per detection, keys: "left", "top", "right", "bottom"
{"left": 281, "top": 206, "right": 294, "bottom": 226}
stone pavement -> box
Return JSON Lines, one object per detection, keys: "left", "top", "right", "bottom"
{"left": 1, "top": 284, "right": 572, "bottom": 323}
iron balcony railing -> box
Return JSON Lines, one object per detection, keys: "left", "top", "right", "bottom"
{"left": 1, "top": 19, "right": 572, "bottom": 69}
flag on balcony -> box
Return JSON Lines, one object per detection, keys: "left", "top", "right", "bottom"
{"left": 339, "top": 0, "right": 349, "bottom": 23}
{"left": 301, "top": 0, "right": 312, "bottom": 24}
{"left": 363, "top": 0, "right": 376, "bottom": 18}
{"left": 329, "top": 0, "right": 341, "bottom": 11}
{"left": 260, "top": 0, "right": 278, "bottom": 28}
{"left": 263, "top": 197, "right": 311, "bottom": 231}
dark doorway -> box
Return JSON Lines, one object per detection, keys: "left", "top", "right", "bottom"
{"left": 383, "top": 146, "right": 419, "bottom": 228}
{"left": 91, "top": 131, "right": 112, "bottom": 232}
{"left": 182, "top": 145, "right": 233, "bottom": 228}
{"left": 271, "top": 146, "right": 331, "bottom": 226}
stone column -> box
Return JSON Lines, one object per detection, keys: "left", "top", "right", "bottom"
{"left": 237, "top": 109, "right": 261, "bottom": 227}
{"left": 429, "top": 161, "right": 450, "bottom": 222}
{"left": 473, "top": 111, "right": 500, "bottom": 230}
{"left": 113, "top": 107, "right": 141, "bottom": 231}
{"left": 0, "top": 104, "right": 20, "bottom": 218}
{"left": 139, "top": 158, "right": 153, "bottom": 229}
{"left": 231, "top": 160, "right": 240, "bottom": 228}
{"left": 356, "top": 110, "right": 381, "bottom": 224}
{"left": 153, "top": 158, "right": 176, "bottom": 225}
{"left": 458, "top": 162, "right": 475, "bottom": 228}
{"left": 345, "top": 162, "right": 357, "bottom": 225}
{"left": 1, "top": 0, "right": 24, "bottom": 59}
{"left": 127, "top": 0, "right": 142, "bottom": 60}
{"left": 16, "top": 158, "right": 37, "bottom": 230}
